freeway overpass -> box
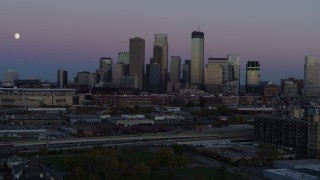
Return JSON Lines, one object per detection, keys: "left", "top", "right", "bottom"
{"left": 9, "top": 125, "right": 254, "bottom": 152}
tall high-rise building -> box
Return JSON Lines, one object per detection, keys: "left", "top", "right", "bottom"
{"left": 77, "top": 71, "right": 97, "bottom": 87}
{"left": 97, "top": 57, "right": 112, "bottom": 83}
{"left": 191, "top": 31, "right": 204, "bottom": 86}
{"left": 228, "top": 54, "right": 240, "bottom": 81}
{"left": 118, "top": 52, "right": 129, "bottom": 65}
{"left": 182, "top": 60, "right": 191, "bottom": 85}
{"left": 205, "top": 60, "right": 223, "bottom": 94}
{"left": 246, "top": 61, "right": 260, "bottom": 94}
{"left": 204, "top": 57, "right": 240, "bottom": 94}
{"left": 153, "top": 34, "right": 168, "bottom": 92}
{"left": 169, "top": 56, "right": 181, "bottom": 82}
{"left": 100, "top": 57, "right": 112, "bottom": 69}
{"left": 129, "top": 37, "right": 145, "bottom": 90}
{"left": 167, "top": 56, "right": 181, "bottom": 93}
{"left": 304, "top": 55, "right": 320, "bottom": 96}
{"left": 3, "top": 69, "right": 19, "bottom": 86}
{"left": 146, "top": 63, "right": 162, "bottom": 93}
{"left": 57, "top": 69, "right": 68, "bottom": 88}
{"left": 112, "top": 64, "right": 124, "bottom": 85}
{"left": 207, "top": 58, "right": 229, "bottom": 83}
{"left": 280, "top": 77, "right": 304, "bottom": 95}
{"left": 118, "top": 52, "right": 129, "bottom": 76}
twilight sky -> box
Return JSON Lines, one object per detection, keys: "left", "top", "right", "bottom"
{"left": 1, "top": 0, "right": 320, "bottom": 84}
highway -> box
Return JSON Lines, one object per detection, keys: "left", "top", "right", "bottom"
{"left": 9, "top": 125, "right": 254, "bottom": 152}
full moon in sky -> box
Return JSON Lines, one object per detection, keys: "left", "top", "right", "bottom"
{"left": 14, "top": 33, "right": 20, "bottom": 39}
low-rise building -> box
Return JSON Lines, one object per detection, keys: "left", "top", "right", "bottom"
{"left": 254, "top": 116, "right": 308, "bottom": 156}
{"left": 6, "top": 155, "right": 26, "bottom": 168}
{"left": 154, "top": 115, "right": 185, "bottom": 122}
{"left": 305, "top": 115, "right": 320, "bottom": 157}
{"left": 273, "top": 159, "right": 320, "bottom": 171}
{"left": 107, "top": 117, "right": 154, "bottom": 127}
{"left": 263, "top": 169, "right": 319, "bottom": 180}
{"left": 222, "top": 96, "right": 239, "bottom": 106}
{"left": 0, "top": 88, "right": 84, "bottom": 107}
{"left": 0, "top": 129, "right": 47, "bottom": 138}
{"left": 1, "top": 114, "right": 67, "bottom": 125}
{"left": 283, "top": 81, "right": 298, "bottom": 97}
{"left": 66, "top": 114, "right": 101, "bottom": 124}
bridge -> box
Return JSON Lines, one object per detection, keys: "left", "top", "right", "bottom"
{"left": 9, "top": 125, "right": 254, "bottom": 152}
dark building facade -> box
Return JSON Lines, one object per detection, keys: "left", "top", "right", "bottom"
{"left": 57, "top": 69, "right": 68, "bottom": 88}
{"left": 129, "top": 37, "right": 145, "bottom": 90}
{"left": 280, "top": 77, "right": 304, "bottom": 96}
{"left": 255, "top": 116, "right": 308, "bottom": 156}
{"left": 97, "top": 57, "right": 112, "bottom": 83}
{"left": 182, "top": 60, "right": 191, "bottom": 85}
{"left": 146, "top": 63, "right": 162, "bottom": 93}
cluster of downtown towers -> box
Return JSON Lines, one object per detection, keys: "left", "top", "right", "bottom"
{"left": 59, "top": 31, "right": 261, "bottom": 94}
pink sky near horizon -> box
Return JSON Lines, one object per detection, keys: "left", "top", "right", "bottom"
{"left": 0, "top": 0, "right": 319, "bottom": 83}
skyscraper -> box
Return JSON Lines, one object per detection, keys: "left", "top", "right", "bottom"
{"left": 167, "top": 56, "right": 181, "bottom": 93}
{"left": 118, "top": 52, "right": 129, "bottom": 65}
{"left": 191, "top": 31, "right": 204, "bottom": 87}
{"left": 112, "top": 64, "right": 124, "bottom": 85}
{"left": 205, "top": 62, "right": 222, "bottom": 93}
{"left": 3, "top": 69, "right": 19, "bottom": 87}
{"left": 304, "top": 55, "right": 320, "bottom": 96}
{"left": 182, "top": 60, "right": 191, "bottom": 86}
{"left": 129, "top": 37, "right": 145, "bottom": 89}
{"left": 246, "top": 61, "right": 260, "bottom": 94}
{"left": 118, "top": 52, "right": 129, "bottom": 76}
{"left": 146, "top": 63, "right": 162, "bottom": 93}
{"left": 228, "top": 54, "right": 240, "bottom": 81}
{"left": 169, "top": 56, "right": 181, "bottom": 82}
{"left": 153, "top": 34, "right": 168, "bottom": 92}
{"left": 100, "top": 57, "right": 112, "bottom": 69}
{"left": 97, "top": 57, "right": 112, "bottom": 83}
{"left": 204, "top": 57, "right": 240, "bottom": 94}
{"left": 77, "top": 71, "right": 96, "bottom": 87}
{"left": 57, "top": 68, "right": 68, "bottom": 88}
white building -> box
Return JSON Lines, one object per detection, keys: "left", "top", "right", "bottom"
{"left": 3, "top": 69, "right": 19, "bottom": 87}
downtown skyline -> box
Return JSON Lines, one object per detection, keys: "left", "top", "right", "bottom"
{"left": 1, "top": 0, "right": 320, "bottom": 84}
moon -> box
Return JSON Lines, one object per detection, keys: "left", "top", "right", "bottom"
{"left": 14, "top": 33, "right": 20, "bottom": 39}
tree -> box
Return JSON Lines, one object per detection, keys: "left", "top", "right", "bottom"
{"left": 186, "top": 100, "right": 194, "bottom": 108}
{"left": 130, "top": 162, "right": 151, "bottom": 179}
{"left": 216, "top": 105, "right": 230, "bottom": 115}
{"left": 65, "top": 148, "right": 121, "bottom": 180}
{"left": 173, "top": 144, "right": 184, "bottom": 155}
{"left": 228, "top": 115, "right": 246, "bottom": 124}
{"left": 153, "top": 147, "right": 174, "bottom": 167}
{"left": 258, "top": 143, "right": 279, "bottom": 164}
{"left": 153, "top": 147, "right": 187, "bottom": 168}
{"left": 38, "top": 145, "right": 48, "bottom": 155}
{"left": 154, "top": 168, "right": 177, "bottom": 180}
{"left": 216, "top": 166, "right": 226, "bottom": 180}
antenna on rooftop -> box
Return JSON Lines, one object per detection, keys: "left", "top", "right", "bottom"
{"left": 198, "top": 23, "right": 200, "bottom": 31}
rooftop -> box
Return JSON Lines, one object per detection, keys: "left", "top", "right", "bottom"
{"left": 264, "top": 169, "right": 314, "bottom": 179}
{"left": 274, "top": 159, "right": 320, "bottom": 167}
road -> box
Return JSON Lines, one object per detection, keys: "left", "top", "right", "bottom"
{"left": 7, "top": 125, "right": 254, "bottom": 152}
